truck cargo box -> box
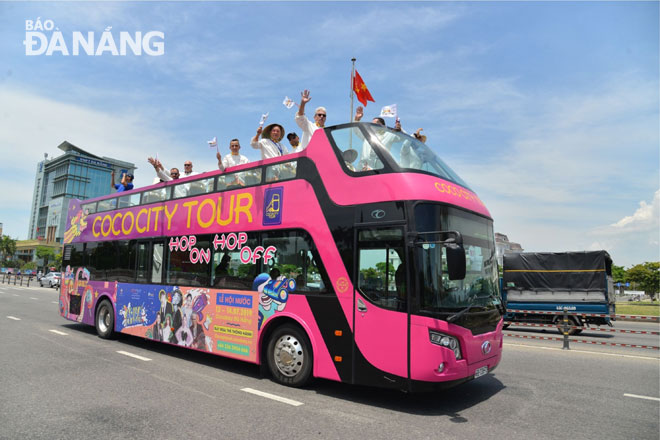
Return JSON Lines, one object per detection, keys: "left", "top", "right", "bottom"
{"left": 503, "top": 251, "right": 614, "bottom": 304}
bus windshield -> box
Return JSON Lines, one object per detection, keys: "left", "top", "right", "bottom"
{"left": 327, "top": 123, "right": 469, "bottom": 188}
{"left": 414, "top": 203, "right": 500, "bottom": 313}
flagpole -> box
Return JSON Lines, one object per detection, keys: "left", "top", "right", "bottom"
{"left": 350, "top": 57, "right": 356, "bottom": 122}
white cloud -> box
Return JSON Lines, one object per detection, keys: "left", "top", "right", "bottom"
{"left": 448, "top": 73, "right": 659, "bottom": 268}
{"left": 609, "top": 189, "right": 660, "bottom": 232}
{"left": 0, "top": 86, "right": 191, "bottom": 238}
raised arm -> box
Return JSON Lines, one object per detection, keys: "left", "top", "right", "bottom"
{"left": 354, "top": 106, "right": 364, "bottom": 122}
{"left": 297, "top": 89, "right": 311, "bottom": 117}
{"left": 250, "top": 126, "right": 263, "bottom": 149}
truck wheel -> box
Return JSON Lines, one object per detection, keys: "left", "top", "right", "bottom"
{"left": 96, "top": 300, "right": 115, "bottom": 339}
{"left": 555, "top": 315, "right": 581, "bottom": 336}
{"left": 266, "top": 324, "right": 313, "bottom": 387}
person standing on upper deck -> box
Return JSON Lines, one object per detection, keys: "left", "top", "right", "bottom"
{"left": 111, "top": 170, "right": 134, "bottom": 192}
{"left": 354, "top": 106, "right": 405, "bottom": 169}
{"left": 287, "top": 132, "right": 302, "bottom": 153}
{"left": 251, "top": 123, "right": 289, "bottom": 160}
{"left": 295, "top": 89, "right": 326, "bottom": 150}
{"left": 158, "top": 160, "right": 200, "bottom": 179}
{"left": 217, "top": 139, "right": 250, "bottom": 171}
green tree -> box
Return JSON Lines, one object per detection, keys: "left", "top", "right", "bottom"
{"left": 21, "top": 261, "right": 37, "bottom": 270}
{"left": 361, "top": 267, "right": 380, "bottom": 280}
{"left": 0, "top": 236, "right": 16, "bottom": 261}
{"left": 375, "top": 262, "right": 395, "bottom": 276}
{"left": 54, "top": 252, "right": 63, "bottom": 270}
{"left": 36, "top": 246, "right": 56, "bottom": 269}
{"left": 612, "top": 264, "right": 627, "bottom": 284}
{"left": 2, "top": 259, "right": 19, "bottom": 268}
{"left": 626, "top": 262, "right": 660, "bottom": 301}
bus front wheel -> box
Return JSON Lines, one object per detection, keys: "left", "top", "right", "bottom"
{"left": 266, "top": 324, "right": 313, "bottom": 387}
{"left": 96, "top": 300, "right": 115, "bottom": 339}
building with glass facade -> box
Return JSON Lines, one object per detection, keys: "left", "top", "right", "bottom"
{"left": 28, "top": 141, "right": 136, "bottom": 243}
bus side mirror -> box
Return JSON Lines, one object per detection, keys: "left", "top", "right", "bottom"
{"left": 446, "top": 244, "right": 466, "bottom": 280}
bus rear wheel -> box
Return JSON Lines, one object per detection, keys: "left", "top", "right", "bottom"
{"left": 96, "top": 299, "right": 115, "bottom": 339}
{"left": 266, "top": 324, "right": 313, "bottom": 387}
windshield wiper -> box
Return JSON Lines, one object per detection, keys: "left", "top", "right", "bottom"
{"left": 447, "top": 294, "right": 479, "bottom": 323}
{"left": 447, "top": 304, "right": 474, "bottom": 323}
{"left": 446, "top": 293, "right": 499, "bottom": 323}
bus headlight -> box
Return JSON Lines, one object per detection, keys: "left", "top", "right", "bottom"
{"left": 429, "top": 330, "right": 462, "bottom": 360}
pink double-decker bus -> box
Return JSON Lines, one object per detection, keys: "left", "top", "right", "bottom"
{"left": 59, "top": 122, "right": 503, "bottom": 391}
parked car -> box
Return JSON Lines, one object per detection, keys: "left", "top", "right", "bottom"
{"left": 40, "top": 272, "right": 61, "bottom": 288}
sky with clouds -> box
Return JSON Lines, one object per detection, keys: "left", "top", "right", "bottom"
{"left": 0, "top": 1, "right": 657, "bottom": 268}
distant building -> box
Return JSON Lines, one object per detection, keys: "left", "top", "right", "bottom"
{"left": 27, "top": 141, "right": 136, "bottom": 244}
{"left": 15, "top": 239, "right": 61, "bottom": 266}
{"left": 495, "top": 232, "right": 524, "bottom": 267}
{"left": 0, "top": 222, "right": 3, "bottom": 237}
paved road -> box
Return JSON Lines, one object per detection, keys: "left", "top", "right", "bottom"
{"left": 1, "top": 284, "right": 658, "bottom": 440}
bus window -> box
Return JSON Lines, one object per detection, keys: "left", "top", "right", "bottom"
{"left": 85, "top": 241, "right": 116, "bottom": 280}
{"left": 64, "top": 243, "right": 84, "bottom": 267}
{"left": 142, "top": 187, "right": 170, "bottom": 204}
{"left": 136, "top": 242, "right": 150, "bottom": 282}
{"left": 166, "top": 235, "right": 212, "bottom": 287}
{"left": 327, "top": 126, "right": 384, "bottom": 172}
{"left": 262, "top": 230, "right": 328, "bottom": 293}
{"left": 118, "top": 193, "right": 140, "bottom": 209}
{"left": 212, "top": 232, "right": 258, "bottom": 290}
{"left": 173, "top": 177, "right": 214, "bottom": 199}
{"left": 152, "top": 242, "right": 164, "bottom": 284}
{"left": 111, "top": 241, "right": 135, "bottom": 282}
{"left": 357, "top": 228, "right": 406, "bottom": 311}
{"left": 265, "top": 162, "right": 297, "bottom": 183}
{"left": 218, "top": 170, "right": 262, "bottom": 190}
{"left": 97, "top": 198, "right": 117, "bottom": 212}
{"left": 81, "top": 202, "right": 97, "bottom": 214}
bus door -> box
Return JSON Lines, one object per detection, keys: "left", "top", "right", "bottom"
{"left": 353, "top": 226, "right": 409, "bottom": 383}
{"left": 135, "top": 239, "right": 165, "bottom": 284}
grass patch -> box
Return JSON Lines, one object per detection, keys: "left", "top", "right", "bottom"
{"left": 616, "top": 301, "right": 660, "bottom": 316}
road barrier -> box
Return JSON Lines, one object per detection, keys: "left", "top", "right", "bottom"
{"left": 504, "top": 308, "right": 660, "bottom": 350}
{"left": 504, "top": 321, "right": 659, "bottom": 335}
{"left": 504, "top": 332, "right": 659, "bottom": 350}
{"left": 1, "top": 273, "right": 34, "bottom": 287}
{"left": 508, "top": 308, "right": 659, "bottom": 323}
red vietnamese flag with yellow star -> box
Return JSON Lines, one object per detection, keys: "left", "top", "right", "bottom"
{"left": 353, "top": 70, "right": 375, "bottom": 106}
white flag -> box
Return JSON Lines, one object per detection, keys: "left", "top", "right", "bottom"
{"left": 380, "top": 104, "right": 398, "bottom": 118}
{"left": 283, "top": 96, "right": 295, "bottom": 109}
{"left": 207, "top": 136, "right": 217, "bottom": 148}
{"left": 259, "top": 112, "right": 269, "bottom": 126}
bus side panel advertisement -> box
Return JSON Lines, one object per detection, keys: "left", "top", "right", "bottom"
{"left": 96, "top": 273, "right": 298, "bottom": 363}
{"left": 59, "top": 266, "right": 117, "bottom": 327}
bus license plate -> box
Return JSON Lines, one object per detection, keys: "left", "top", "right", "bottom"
{"left": 474, "top": 366, "right": 488, "bottom": 379}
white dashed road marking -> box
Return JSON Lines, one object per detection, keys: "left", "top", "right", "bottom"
{"left": 7, "top": 316, "right": 21, "bottom": 321}
{"left": 117, "top": 350, "right": 152, "bottom": 361}
{"left": 49, "top": 329, "right": 68, "bottom": 336}
{"left": 624, "top": 393, "right": 660, "bottom": 402}
{"left": 241, "top": 388, "right": 304, "bottom": 406}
